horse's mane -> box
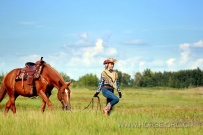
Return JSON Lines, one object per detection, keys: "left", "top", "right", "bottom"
{"left": 44, "top": 63, "right": 65, "bottom": 83}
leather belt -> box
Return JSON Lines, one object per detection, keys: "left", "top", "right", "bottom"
{"left": 103, "top": 86, "right": 114, "bottom": 90}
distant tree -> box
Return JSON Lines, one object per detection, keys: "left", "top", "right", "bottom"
{"left": 193, "top": 67, "right": 203, "bottom": 86}
{"left": 60, "top": 72, "right": 71, "bottom": 82}
{"left": 0, "top": 72, "right": 4, "bottom": 84}
{"left": 122, "top": 73, "right": 131, "bottom": 86}
{"left": 115, "top": 70, "right": 132, "bottom": 87}
{"left": 142, "top": 68, "right": 155, "bottom": 87}
{"left": 75, "top": 73, "right": 99, "bottom": 89}
{"left": 134, "top": 72, "right": 143, "bottom": 87}
{"left": 115, "top": 70, "right": 122, "bottom": 84}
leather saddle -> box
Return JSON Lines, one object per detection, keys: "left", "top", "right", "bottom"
{"left": 15, "top": 62, "right": 43, "bottom": 85}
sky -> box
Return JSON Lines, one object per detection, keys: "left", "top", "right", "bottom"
{"left": 0, "top": 0, "right": 203, "bottom": 80}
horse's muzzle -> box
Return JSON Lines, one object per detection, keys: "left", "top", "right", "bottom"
{"left": 62, "top": 105, "right": 71, "bottom": 111}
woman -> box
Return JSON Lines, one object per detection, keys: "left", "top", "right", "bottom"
{"left": 93, "top": 58, "right": 122, "bottom": 116}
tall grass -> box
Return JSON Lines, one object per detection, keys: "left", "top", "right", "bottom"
{"left": 1, "top": 87, "right": 203, "bottom": 135}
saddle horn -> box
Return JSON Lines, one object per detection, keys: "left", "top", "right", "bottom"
{"left": 39, "top": 57, "right": 44, "bottom": 65}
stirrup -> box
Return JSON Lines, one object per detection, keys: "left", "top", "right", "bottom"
{"left": 29, "top": 87, "right": 33, "bottom": 95}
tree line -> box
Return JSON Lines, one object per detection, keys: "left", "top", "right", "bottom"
{"left": 1, "top": 68, "right": 203, "bottom": 89}
{"left": 134, "top": 67, "right": 203, "bottom": 88}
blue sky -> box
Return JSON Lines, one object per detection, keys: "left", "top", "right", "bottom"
{"left": 0, "top": 0, "right": 203, "bottom": 80}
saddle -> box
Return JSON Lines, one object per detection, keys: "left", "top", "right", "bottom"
{"left": 15, "top": 62, "right": 43, "bottom": 86}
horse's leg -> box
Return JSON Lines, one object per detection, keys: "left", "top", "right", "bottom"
{"left": 4, "top": 99, "right": 11, "bottom": 116}
{"left": 4, "top": 93, "right": 19, "bottom": 116}
{"left": 10, "top": 97, "right": 16, "bottom": 115}
{"left": 40, "top": 100, "right": 46, "bottom": 113}
{"left": 40, "top": 92, "right": 52, "bottom": 113}
{"left": 4, "top": 88, "right": 14, "bottom": 115}
{"left": 11, "top": 94, "right": 19, "bottom": 115}
{"left": 4, "top": 98, "right": 16, "bottom": 115}
{"left": 38, "top": 91, "right": 52, "bottom": 113}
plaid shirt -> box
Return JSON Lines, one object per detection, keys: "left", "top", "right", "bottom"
{"left": 97, "top": 77, "right": 120, "bottom": 92}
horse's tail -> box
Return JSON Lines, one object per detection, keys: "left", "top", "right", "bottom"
{"left": 0, "top": 77, "right": 7, "bottom": 102}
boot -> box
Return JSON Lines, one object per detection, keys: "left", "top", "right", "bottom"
{"left": 103, "top": 103, "right": 111, "bottom": 116}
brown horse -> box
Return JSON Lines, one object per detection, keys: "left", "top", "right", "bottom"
{"left": 0, "top": 57, "right": 72, "bottom": 115}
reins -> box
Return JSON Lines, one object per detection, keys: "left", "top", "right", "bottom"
{"left": 83, "top": 96, "right": 102, "bottom": 112}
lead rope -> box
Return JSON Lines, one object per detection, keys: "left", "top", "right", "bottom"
{"left": 83, "top": 96, "right": 102, "bottom": 113}
{"left": 83, "top": 98, "right": 94, "bottom": 110}
{"left": 96, "top": 96, "right": 102, "bottom": 114}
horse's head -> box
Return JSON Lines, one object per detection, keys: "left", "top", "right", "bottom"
{"left": 57, "top": 81, "right": 72, "bottom": 111}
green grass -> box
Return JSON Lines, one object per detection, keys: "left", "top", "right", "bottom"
{"left": 1, "top": 87, "right": 203, "bottom": 135}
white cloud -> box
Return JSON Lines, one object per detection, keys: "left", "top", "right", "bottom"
{"left": 20, "top": 54, "right": 42, "bottom": 63}
{"left": 74, "top": 33, "right": 90, "bottom": 46}
{"left": 150, "top": 60, "right": 165, "bottom": 66}
{"left": 79, "top": 32, "right": 88, "bottom": 40}
{"left": 105, "top": 47, "right": 117, "bottom": 56}
{"left": 68, "top": 57, "right": 81, "bottom": 66}
{"left": 179, "top": 43, "right": 190, "bottom": 64}
{"left": 0, "top": 62, "right": 6, "bottom": 69}
{"left": 117, "top": 57, "right": 141, "bottom": 67}
{"left": 81, "top": 39, "right": 104, "bottom": 65}
{"left": 138, "top": 59, "right": 164, "bottom": 68}
{"left": 48, "top": 52, "right": 67, "bottom": 65}
{"left": 80, "top": 39, "right": 117, "bottom": 65}
{"left": 65, "top": 51, "right": 141, "bottom": 79}
{"left": 117, "top": 57, "right": 141, "bottom": 76}
{"left": 122, "top": 39, "right": 146, "bottom": 45}
{"left": 166, "top": 58, "right": 176, "bottom": 66}
{"left": 178, "top": 40, "right": 203, "bottom": 68}
{"left": 67, "top": 39, "right": 117, "bottom": 68}
{"left": 191, "top": 58, "right": 203, "bottom": 69}
{"left": 64, "top": 32, "right": 91, "bottom": 47}
{"left": 192, "top": 40, "right": 203, "bottom": 47}
{"left": 139, "top": 61, "right": 145, "bottom": 66}
{"left": 95, "top": 39, "right": 103, "bottom": 52}
{"left": 75, "top": 40, "right": 90, "bottom": 46}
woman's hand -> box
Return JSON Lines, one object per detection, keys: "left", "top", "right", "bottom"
{"left": 118, "top": 92, "right": 122, "bottom": 98}
{"left": 93, "top": 92, "right": 100, "bottom": 97}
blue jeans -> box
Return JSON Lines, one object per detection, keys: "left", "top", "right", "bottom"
{"left": 101, "top": 88, "right": 119, "bottom": 106}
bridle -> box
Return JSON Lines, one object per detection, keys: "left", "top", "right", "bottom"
{"left": 59, "top": 88, "right": 71, "bottom": 111}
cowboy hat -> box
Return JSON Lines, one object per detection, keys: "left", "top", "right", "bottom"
{"left": 103, "top": 58, "right": 117, "bottom": 65}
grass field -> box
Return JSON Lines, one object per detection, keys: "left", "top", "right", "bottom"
{"left": 1, "top": 87, "right": 203, "bottom": 135}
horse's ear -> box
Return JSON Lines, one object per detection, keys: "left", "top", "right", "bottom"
{"left": 66, "top": 81, "right": 72, "bottom": 86}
